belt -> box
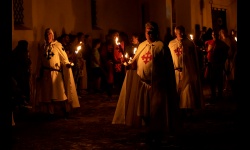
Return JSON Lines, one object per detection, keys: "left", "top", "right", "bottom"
{"left": 42, "top": 67, "right": 62, "bottom": 72}
{"left": 141, "top": 79, "right": 151, "bottom": 85}
{"left": 175, "top": 67, "right": 182, "bottom": 72}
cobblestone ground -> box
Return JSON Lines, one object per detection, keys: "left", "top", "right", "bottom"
{"left": 12, "top": 87, "right": 240, "bottom": 150}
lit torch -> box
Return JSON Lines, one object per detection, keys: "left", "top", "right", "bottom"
{"left": 115, "top": 37, "right": 120, "bottom": 45}
{"left": 129, "top": 56, "right": 132, "bottom": 64}
{"left": 189, "top": 34, "right": 193, "bottom": 40}
{"left": 75, "top": 45, "right": 82, "bottom": 54}
{"left": 75, "top": 41, "right": 83, "bottom": 54}
{"left": 125, "top": 52, "right": 128, "bottom": 59}
{"left": 133, "top": 47, "right": 137, "bottom": 54}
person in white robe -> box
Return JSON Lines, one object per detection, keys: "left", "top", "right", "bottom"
{"left": 168, "top": 25, "right": 204, "bottom": 119}
{"left": 36, "top": 28, "right": 80, "bottom": 117}
{"left": 113, "top": 21, "right": 180, "bottom": 143}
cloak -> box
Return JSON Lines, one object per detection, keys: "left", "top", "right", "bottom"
{"left": 113, "top": 40, "right": 180, "bottom": 132}
{"left": 36, "top": 40, "right": 80, "bottom": 109}
{"left": 169, "top": 38, "right": 204, "bottom": 109}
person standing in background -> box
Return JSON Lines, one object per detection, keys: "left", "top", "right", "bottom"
{"left": 12, "top": 40, "right": 31, "bottom": 106}
{"left": 75, "top": 32, "right": 87, "bottom": 96}
{"left": 90, "top": 39, "right": 103, "bottom": 93}
{"left": 169, "top": 25, "right": 204, "bottom": 120}
{"left": 205, "top": 30, "right": 229, "bottom": 104}
{"left": 112, "top": 31, "right": 126, "bottom": 92}
{"left": 219, "top": 28, "right": 237, "bottom": 99}
{"left": 124, "top": 32, "right": 142, "bottom": 58}
{"left": 82, "top": 34, "right": 93, "bottom": 92}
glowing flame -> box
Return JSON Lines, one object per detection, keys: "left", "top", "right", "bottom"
{"left": 128, "top": 57, "right": 133, "bottom": 64}
{"left": 125, "top": 53, "right": 128, "bottom": 58}
{"left": 189, "top": 34, "right": 193, "bottom": 40}
{"left": 75, "top": 45, "right": 82, "bottom": 54}
{"left": 115, "top": 37, "right": 120, "bottom": 45}
{"left": 235, "top": 37, "right": 237, "bottom": 42}
{"left": 133, "top": 47, "right": 137, "bottom": 54}
{"left": 77, "top": 45, "right": 81, "bottom": 51}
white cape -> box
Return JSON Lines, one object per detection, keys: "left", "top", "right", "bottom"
{"left": 112, "top": 70, "right": 144, "bottom": 127}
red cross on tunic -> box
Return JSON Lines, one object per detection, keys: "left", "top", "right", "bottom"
{"left": 174, "top": 47, "right": 182, "bottom": 56}
{"left": 141, "top": 51, "right": 152, "bottom": 64}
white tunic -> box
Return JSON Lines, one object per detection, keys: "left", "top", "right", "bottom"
{"left": 137, "top": 42, "right": 153, "bottom": 81}
{"left": 36, "top": 40, "right": 80, "bottom": 108}
{"left": 113, "top": 40, "right": 180, "bottom": 132}
{"left": 169, "top": 38, "right": 204, "bottom": 109}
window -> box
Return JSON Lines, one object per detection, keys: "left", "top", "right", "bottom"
{"left": 91, "top": 0, "right": 101, "bottom": 30}
{"left": 13, "top": 0, "right": 32, "bottom": 30}
{"left": 13, "top": 0, "right": 24, "bottom": 25}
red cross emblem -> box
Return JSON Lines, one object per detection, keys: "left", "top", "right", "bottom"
{"left": 141, "top": 51, "right": 152, "bottom": 64}
{"left": 174, "top": 47, "right": 182, "bottom": 56}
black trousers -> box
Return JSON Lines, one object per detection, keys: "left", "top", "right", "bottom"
{"left": 208, "top": 63, "right": 224, "bottom": 101}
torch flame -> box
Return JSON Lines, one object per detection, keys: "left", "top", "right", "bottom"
{"left": 133, "top": 47, "right": 137, "bottom": 54}
{"left": 115, "top": 37, "right": 120, "bottom": 45}
{"left": 189, "top": 34, "right": 193, "bottom": 40}
{"left": 77, "top": 45, "right": 81, "bottom": 51}
{"left": 125, "top": 53, "right": 128, "bottom": 58}
{"left": 75, "top": 45, "right": 82, "bottom": 54}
